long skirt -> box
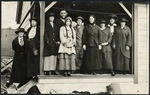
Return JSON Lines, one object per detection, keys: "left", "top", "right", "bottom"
{"left": 58, "top": 53, "right": 76, "bottom": 71}
{"left": 101, "top": 51, "right": 113, "bottom": 70}
{"left": 75, "top": 48, "right": 83, "bottom": 70}
{"left": 10, "top": 55, "right": 27, "bottom": 83}
{"left": 81, "top": 46, "right": 102, "bottom": 73}
{"left": 44, "top": 55, "right": 57, "bottom": 71}
{"left": 114, "top": 49, "right": 130, "bottom": 71}
{"left": 27, "top": 48, "right": 40, "bottom": 77}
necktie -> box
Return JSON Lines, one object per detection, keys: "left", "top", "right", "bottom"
{"left": 20, "top": 38, "right": 24, "bottom": 46}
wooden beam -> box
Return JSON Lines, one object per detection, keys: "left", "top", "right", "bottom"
{"left": 18, "top": 1, "right": 35, "bottom": 28}
{"left": 45, "top": 1, "right": 57, "bottom": 13}
{"left": 119, "top": 2, "right": 132, "bottom": 18}
{"left": 133, "top": 4, "right": 138, "bottom": 84}
{"left": 39, "top": 1, "right": 45, "bottom": 75}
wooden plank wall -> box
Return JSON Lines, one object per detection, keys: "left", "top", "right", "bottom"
{"left": 134, "top": 3, "right": 149, "bottom": 83}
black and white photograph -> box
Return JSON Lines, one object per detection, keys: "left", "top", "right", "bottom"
{"left": 1, "top": 1, "right": 149, "bottom": 94}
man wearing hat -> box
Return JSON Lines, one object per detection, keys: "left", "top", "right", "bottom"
{"left": 99, "top": 19, "right": 115, "bottom": 76}
{"left": 74, "top": 16, "right": 84, "bottom": 72}
{"left": 112, "top": 17, "right": 132, "bottom": 74}
{"left": 43, "top": 13, "right": 59, "bottom": 75}
{"left": 107, "top": 14, "right": 118, "bottom": 35}
{"left": 10, "top": 28, "right": 28, "bottom": 89}
{"left": 26, "top": 17, "right": 40, "bottom": 79}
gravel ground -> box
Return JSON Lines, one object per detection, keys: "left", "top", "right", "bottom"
{"left": 1, "top": 75, "right": 9, "bottom": 94}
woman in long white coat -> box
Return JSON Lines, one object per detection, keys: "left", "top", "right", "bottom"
{"left": 58, "top": 17, "right": 76, "bottom": 76}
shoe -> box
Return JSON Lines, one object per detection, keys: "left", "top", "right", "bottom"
{"left": 32, "top": 76, "right": 39, "bottom": 82}
{"left": 122, "top": 72, "right": 126, "bottom": 75}
{"left": 92, "top": 72, "right": 97, "bottom": 75}
{"left": 63, "top": 72, "right": 67, "bottom": 77}
{"left": 110, "top": 71, "right": 115, "bottom": 76}
{"left": 44, "top": 71, "right": 49, "bottom": 75}
{"left": 51, "top": 71, "right": 58, "bottom": 75}
{"left": 67, "top": 72, "right": 71, "bottom": 76}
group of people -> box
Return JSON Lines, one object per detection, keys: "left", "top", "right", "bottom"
{"left": 43, "top": 9, "right": 132, "bottom": 77}
{"left": 10, "top": 17, "right": 40, "bottom": 89}
{"left": 10, "top": 9, "right": 132, "bottom": 88}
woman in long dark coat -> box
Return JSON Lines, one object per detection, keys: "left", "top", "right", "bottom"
{"left": 10, "top": 28, "right": 28, "bottom": 88}
{"left": 112, "top": 17, "right": 132, "bottom": 74}
{"left": 26, "top": 18, "right": 40, "bottom": 78}
{"left": 43, "top": 13, "right": 60, "bottom": 75}
{"left": 81, "top": 15, "right": 102, "bottom": 74}
{"left": 99, "top": 19, "right": 115, "bottom": 76}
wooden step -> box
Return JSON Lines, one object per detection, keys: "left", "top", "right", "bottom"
{"left": 38, "top": 74, "right": 134, "bottom": 84}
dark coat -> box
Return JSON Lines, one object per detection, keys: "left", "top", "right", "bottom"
{"left": 43, "top": 20, "right": 59, "bottom": 56}
{"left": 26, "top": 26, "right": 40, "bottom": 77}
{"left": 100, "top": 27, "right": 112, "bottom": 52}
{"left": 55, "top": 18, "right": 65, "bottom": 42}
{"left": 82, "top": 24, "right": 101, "bottom": 47}
{"left": 81, "top": 24, "right": 102, "bottom": 72}
{"left": 113, "top": 26, "right": 132, "bottom": 58}
{"left": 10, "top": 37, "right": 27, "bottom": 83}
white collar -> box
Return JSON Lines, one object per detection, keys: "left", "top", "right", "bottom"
{"left": 108, "top": 23, "right": 117, "bottom": 27}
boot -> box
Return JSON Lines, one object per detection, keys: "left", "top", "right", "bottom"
{"left": 110, "top": 70, "right": 115, "bottom": 76}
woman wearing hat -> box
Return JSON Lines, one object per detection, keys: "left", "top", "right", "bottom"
{"left": 112, "top": 17, "right": 132, "bottom": 74}
{"left": 26, "top": 17, "right": 40, "bottom": 79}
{"left": 81, "top": 15, "right": 102, "bottom": 74}
{"left": 107, "top": 14, "right": 118, "bottom": 35}
{"left": 58, "top": 16, "right": 76, "bottom": 76}
{"left": 43, "top": 13, "right": 60, "bottom": 75}
{"left": 74, "top": 16, "right": 84, "bottom": 72}
{"left": 10, "top": 28, "right": 28, "bottom": 89}
{"left": 107, "top": 14, "right": 118, "bottom": 74}
{"left": 99, "top": 19, "right": 115, "bottom": 76}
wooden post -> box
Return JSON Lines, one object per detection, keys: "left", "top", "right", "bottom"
{"left": 39, "top": 1, "right": 45, "bottom": 75}
{"left": 133, "top": 4, "right": 138, "bottom": 84}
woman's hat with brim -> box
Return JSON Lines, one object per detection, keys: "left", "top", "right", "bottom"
{"left": 99, "top": 19, "right": 107, "bottom": 24}
{"left": 15, "top": 28, "right": 26, "bottom": 34}
{"left": 76, "top": 16, "right": 84, "bottom": 21}
{"left": 65, "top": 16, "right": 72, "bottom": 22}
{"left": 108, "top": 14, "right": 118, "bottom": 21}
{"left": 47, "top": 13, "right": 55, "bottom": 17}
{"left": 29, "top": 17, "right": 39, "bottom": 22}
{"left": 119, "top": 17, "right": 128, "bottom": 22}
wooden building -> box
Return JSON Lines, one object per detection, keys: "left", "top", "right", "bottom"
{"left": 10, "top": 1, "right": 150, "bottom": 94}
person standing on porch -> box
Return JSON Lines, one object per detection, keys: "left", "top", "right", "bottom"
{"left": 58, "top": 17, "right": 76, "bottom": 76}
{"left": 10, "top": 28, "right": 28, "bottom": 89}
{"left": 74, "top": 16, "right": 84, "bottom": 73}
{"left": 26, "top": 17, "right": 40, "bottom": 79}
{"left": 43, "top": 13, "right": 60, "bottom": 75}
{"left": 55, "top": 9, "right": 68, "bottom": 75}
{"left": 99, "top": 19, "right": 115, "bottom": 76}
{"left": 81, "top": 15, "right": 102, "bottom": 75}
{"left": 107, "top": 14, "right": 118, "bottom": 74}
{"left": 112, "top": 17, "right": 132, "bottom": 74}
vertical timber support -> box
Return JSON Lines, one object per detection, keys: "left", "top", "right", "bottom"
{"left": 40, "top": 1, "right": 45, "bottom": 75}
{"left": 133, "top": 4, "right": 138, "bottom": 84}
